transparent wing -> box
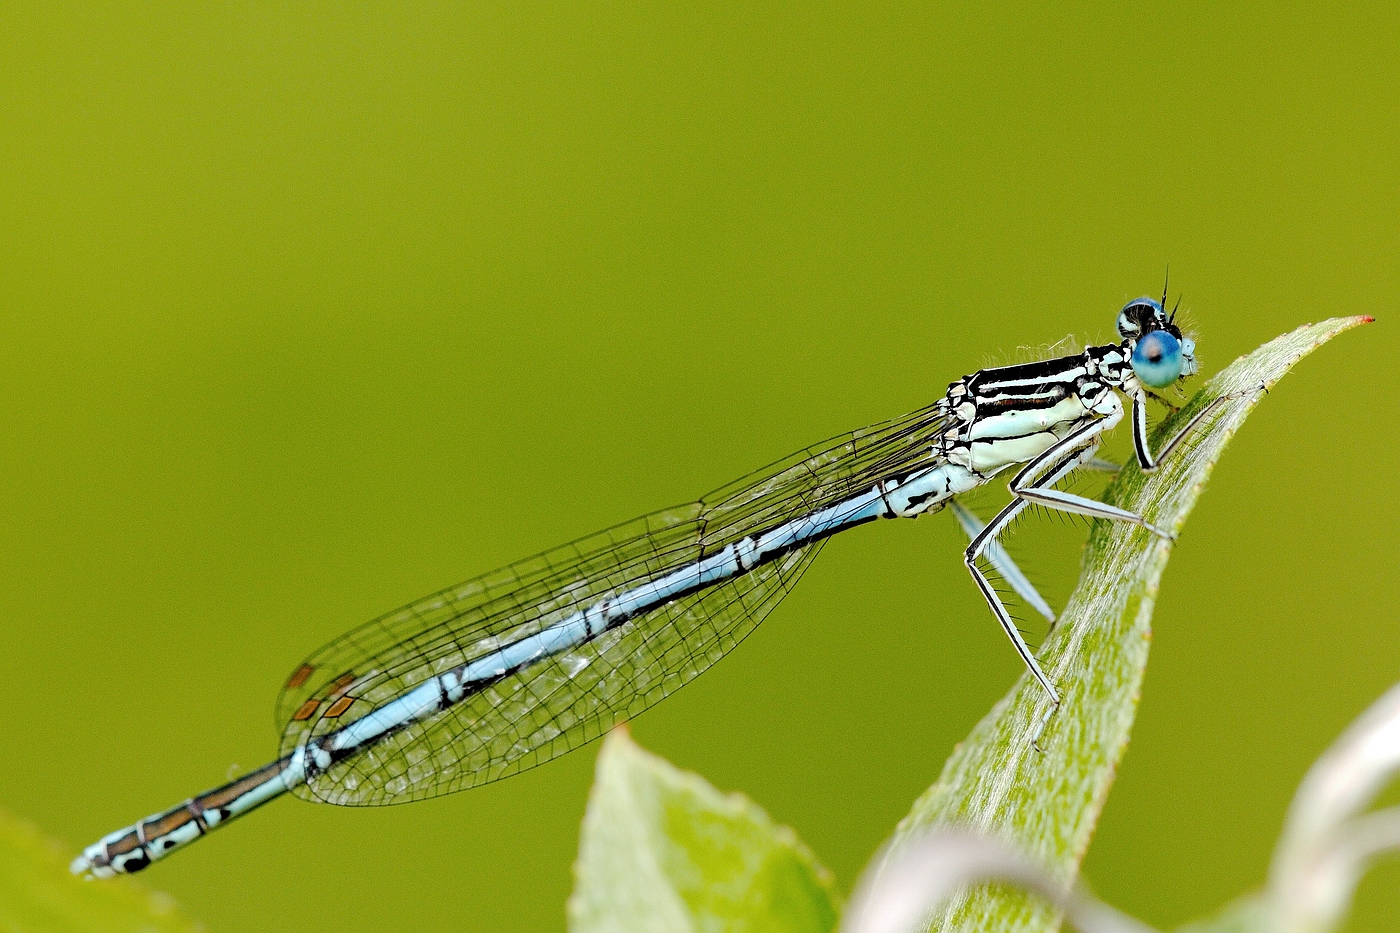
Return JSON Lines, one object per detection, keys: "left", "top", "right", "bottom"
{"left": 277, "top": 400, "right": 951, "bottom": 806}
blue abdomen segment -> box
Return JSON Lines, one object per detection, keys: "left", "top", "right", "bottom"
{"left": 312, "top": 463, "right": 976, "bottom": 762}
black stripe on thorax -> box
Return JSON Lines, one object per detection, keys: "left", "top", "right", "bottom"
{"left": 974, "top": 388, "right": 1070, "bottom": 418}
{"left": 966, "top": 354, "right": 1086, "bottom": 396}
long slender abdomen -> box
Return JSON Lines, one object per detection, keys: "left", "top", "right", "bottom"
{"left": 71, "top": 756, "right": 304, "bottom": 877}
{"left": 73, "top": 462, "right": 971, "bottom": 875}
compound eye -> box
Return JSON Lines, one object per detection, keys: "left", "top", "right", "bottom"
{"left": 1116, "top": 298, "right": 1163, "bottom": 339}
{"left": 1131, "top": 329, "right": 1184, "bottom": 387}
{"left": 1116, "top": 310, "right": 1139, "bottom": 339}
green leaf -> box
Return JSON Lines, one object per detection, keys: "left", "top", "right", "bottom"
{"left": 881, "top": 317, "right": 1372, "bottom": 933}
{"left": 0, "top": 807, "right": 202, "bottom": 933}
{"left": 569, "top": 727, "right": 842, "bottom": 933}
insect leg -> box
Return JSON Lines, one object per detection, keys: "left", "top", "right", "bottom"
{"left": 951, "top": 499, "right": 1055, "bottom": 624}
{"left": 964, "top": 412, "right": 1168, "bottom": 703}
{"left": 963, "top": 445, "right": 1093, "bottom": 704}
{"left": 1083, "top": 457, "right": 1121, "bottom": 473}
{"left": 1142, "top": 387, "right": 1182, "bottom": 413}
{"left": 1010, "top": 415, "right": 1173, "bottom": 538}
{"left": 1131, "top": 388, "right": 1228, "bottom": 473}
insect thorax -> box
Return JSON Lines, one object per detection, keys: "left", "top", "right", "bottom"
{"left": 933, "top": 343, "right": 1132, "bottom": 475}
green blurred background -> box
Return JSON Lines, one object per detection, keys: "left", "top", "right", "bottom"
{"left": 1, "top": 4, "right": 1396, "bottom": 930}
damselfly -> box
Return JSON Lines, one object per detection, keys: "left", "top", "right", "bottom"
{"left": 73, "top": 294, "right": 1218, "bottom": 877}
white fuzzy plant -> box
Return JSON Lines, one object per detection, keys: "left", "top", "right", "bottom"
{"left": 842, "top": 675, "right": 1400, "bottom": 933}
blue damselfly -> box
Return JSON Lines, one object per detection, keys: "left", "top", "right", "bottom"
{"left": 73, "top": 294, "right": 1217, "bottom": 877}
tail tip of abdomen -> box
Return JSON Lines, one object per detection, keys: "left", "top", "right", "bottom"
{"left": 70, "top": 842, "right": 127, "bottom": 878}
{"left": 70, "top": 850, "right": 105, "bottom": 878}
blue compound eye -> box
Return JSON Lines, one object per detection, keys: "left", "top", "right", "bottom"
{"left": 1131, "top": 329, "right": 1184, "bottom": 387}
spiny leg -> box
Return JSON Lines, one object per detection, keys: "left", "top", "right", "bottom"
{"left": 1131, "top": 388, "right": 1229, "bottom": 473}
{"left": 964, "top": 449, "right": 1090, "bottom": 705}
{"left": 951, "top": 499, "right": 1055, "bottom": 624}
{"left": 963, "top": 385, "right": 1226, "bottom": 704}
{"left": 1008, "top": 417, "right": 1175, "bottom": 538}
{"left": 1142, "top": 387, "right": 1182, "bottom": 414}
{"left": 964, "top": 413, "right": 1166, "bottom": 703}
